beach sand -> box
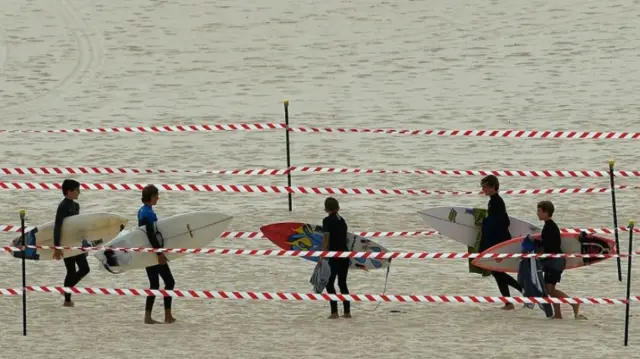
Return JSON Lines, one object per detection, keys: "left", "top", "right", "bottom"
{"left": 1, "top": 0, "right": 639, "bottom": 358}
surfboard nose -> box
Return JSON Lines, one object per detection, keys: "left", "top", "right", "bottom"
{"left": 260, "top": 222, "right": 303, "bottom": 239}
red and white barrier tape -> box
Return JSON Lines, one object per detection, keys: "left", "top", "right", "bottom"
{"left": 0, "top": 182, "right": 630, "bottom": 195}
{"left": 0, "top": 123, "right": 286, "bottom": 134}
{"left": 0, "top": 226, "right": 432, "bottom": 237}
{"left": 0, "top": 226, "right": 433, "bottom": 237}
{"left": 0, "top": 245, "right": 633, "bottom": 259}
{"left": 2, "top": 166, "right": 639, "bottom": 178}
{"left": 276, "top": 168, "right": 639, "bottom": 178}
{"left": 288, "top": 127, "right": 640, "bottom": 139}
{"left": 1, "top": 225, "right": 637, "bottom": 236}
{"left": 0, "top": 286, "right": 629, "bottom": 304}
{"left": 2, "top": 123, "right": 637, "bottom": 139}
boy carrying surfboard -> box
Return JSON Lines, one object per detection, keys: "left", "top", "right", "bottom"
{"left": 53, "top": 179, "right": 90, "bottom": 307}
{"left": 139, "top": 184, "right": 177, "bottom": 324}
{"left": 480, "top": 175, "right": 523, "bottom": 310}
{"left": 320, "top": 197, "right": 351, "bottom": 319}
{"left": 533, "top": 200, "right": 587, "bottom": 320}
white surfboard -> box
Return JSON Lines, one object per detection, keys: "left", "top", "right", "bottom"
{"left": 346, "top": 232, "right": 391, "bottom": 270}
{"left": 10, "top": 213, "right": 129, "bottom": 261}
{"left": 471, "top": 232, "right": 617, "bottom": 273}
{"left": 94, "top": 211, "right": 233, "bottom": 273}
{"left": 418, "top": 206, "right": 541, "bottom": 247}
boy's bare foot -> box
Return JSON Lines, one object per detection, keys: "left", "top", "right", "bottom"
{"left": 145, "top": 310, "right": 159, "bottom": 324}
{"left": 570, "top": 304, "right": 585, "bottom": 319}
{"left": 63, "top": 301, "right": 74, "bottom": 307}
{"left": 501, "top": 304, "right": 515, "bottom": 310}
{"left": 164, "top": 310, "right": 176, "bottom": 323}
{"left": 343, "top": 313, "right": 352, "bottom": 318}
{"left": 328, "top": 313, "right": 339, "bottom": 319}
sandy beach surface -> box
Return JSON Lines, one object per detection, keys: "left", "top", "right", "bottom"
{"left": 1, "top": 0, "right": 640, "bottom": 358}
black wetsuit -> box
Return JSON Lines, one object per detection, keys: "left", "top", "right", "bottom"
{"left": 481, "top": 193, "right": 522, "bottom": 297}
{"left": 54, "top": 198, "right": 90, "bottom": 303}
{"left": 539, "top": 219, "right": 564, "bottom": 285}
{"left": 138, "top": 204, "right": 175, "bottom": 312}
{"left": 323, "top": 212, "right": 350, "bottom": 314}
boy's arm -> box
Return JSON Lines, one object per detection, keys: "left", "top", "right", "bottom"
{"left": 321, "top": 218, "right": 329, "bottom": 251}
{"left": 139, "top": 217, "right": 162, "bottom": 249}
{"left": 53, "top": 203, "right": 66, "bottom": 247}
{"left": 535, "top": 234, "right": 545, "bottom": 254}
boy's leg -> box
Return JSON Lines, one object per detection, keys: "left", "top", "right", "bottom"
{"left": 158, "top": 264, "right": 176, "bottom": 323}
{"left": 545, "top": 283, "right": 562, "bottom": 319}
{"left": 553, "top": 287, "right": 586, "bottom": 320}
{"left": 492, "top": 272, "right": 515, "bottom": 310}
{"left": 337, "top": 259, "right": 350, "bottom": 317}
{"left": 326, "top": 259, "right": 339, "bottom": 319}
{"left": 145, "top": 265, "right": 161, "bottom": 324}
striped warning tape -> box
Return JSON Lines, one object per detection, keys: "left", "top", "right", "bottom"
{"left": 0, "top": 286, "right": 628, "bottom": 304}
{"left": 0, "top": 123, "right": 286, "bottom": 134}
{"left": 1, "top": 166, "right": 638, "bottom": 178}
{"left": 0, "top": 245, "right": 633, "bottom": 259}
{"left": 2, "top": 122, "right": 639, "bottom": 139}
{"left": 0, "top": 182, "right": 630, "bottom": 196}
{"left": 1, "top": 225, "right": 637, "bottom": 236}
{"left": 287, "top": 127, "right": 640, "bottom": 139}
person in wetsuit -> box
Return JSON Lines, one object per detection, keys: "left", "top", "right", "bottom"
{"left": 479, "top": 175, "right": 523, "bottom": 310}
{"left": 53, "top": 179, "right": 90, "bottom": 307}
{"left": 320, "top": 197, "right": 351, "bottom": 319}
{"left": 138, "top": 184, "right": 176, "bottom": 324}
{"left": 535, "top": 200, "right": 586, "bottom": 320}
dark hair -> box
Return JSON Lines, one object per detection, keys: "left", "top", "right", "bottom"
{"left": 324, "top": 197, "right": 340, "bottom": 212}
{"left": 61, "top": 179, "right": 80, "bottom": 195}
{"left": 481, "top": 175, "right": 500, "bottom": 191}
{"left": 141, "top": 185, "right": 159, "bottom": 203}
{"left": 537, "top": 200, "right": 555, "bottom": 217}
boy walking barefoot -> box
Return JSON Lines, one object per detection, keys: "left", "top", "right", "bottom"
{"left": 139, "top": 185, "right": 176, "bottom": 324}
{"left": 320, "top": 197, "right": 351, "bottom": 319}
{"left": 535, "top": 200, "right": 587, "bottom": 320}
{"left": 480, "top": 175, "right": 523, "bottom": 310}
{"left": 53, "top": 179, "right": 90, "bottom": 307}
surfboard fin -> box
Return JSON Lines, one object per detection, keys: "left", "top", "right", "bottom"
{"left": 102, "top": 263, "right": 123, "bottom": 275}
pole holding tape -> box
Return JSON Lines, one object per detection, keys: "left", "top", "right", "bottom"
{"left": 284, "top": 100, "right": 293, "bottom": 211}
{"left": 624, "top": 220, "right": 635, "bottom": 346}
{"left": 19, "top": 209, "right": 27, "bottom": 336}
{"left": 608, "top": 160, "right": 623, "bottom": 281}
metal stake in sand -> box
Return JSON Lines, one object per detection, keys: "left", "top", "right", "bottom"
{"left": 284, "top": 100, "right": 293, "bottom": 211}
{"left": 624, "top": 220, "right": 635, "bottom": 346}
{"left": 609, "top": 160, "right": 623, "bottom": 281}
{"left": 19, "top": 209, "right": 27, "bottom": 336}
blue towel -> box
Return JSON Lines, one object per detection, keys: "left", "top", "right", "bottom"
{"left": 521, "top": 234, "right": 536, "bottom": 253}
{"left": 517, "top": 237, "right": 554, "bottom": 318}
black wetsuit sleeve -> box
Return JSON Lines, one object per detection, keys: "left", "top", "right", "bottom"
{"left": 488, "top": 195, "right": 511, "bottom": 229}
{"left": 139, "top": 217, "right": 161, "bottom": 249}
{"left": 53, "top": 203, "right": 66, "bottom": 247}
{"left": 53, "top": 201, "right": 80, "bottom": 247}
